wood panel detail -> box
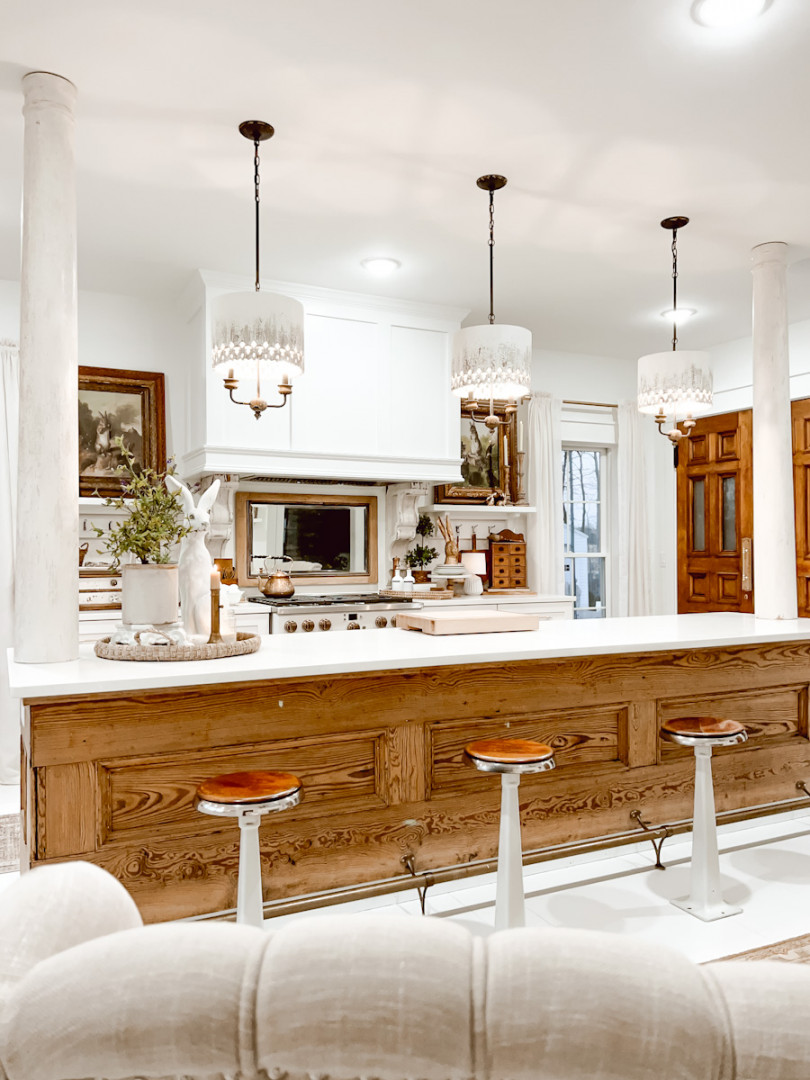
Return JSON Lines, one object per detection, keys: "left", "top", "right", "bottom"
{"left": 428, "top": 705, "right": 623, "bottom": 797}
{"left": 103, "top": 730, "right": 385, "bottom": 845}
{"left": 659, "top": 686, "right": 808, "bottom": 759}
{"left": 36, "top": 762, "right": 97, "bottom": 859}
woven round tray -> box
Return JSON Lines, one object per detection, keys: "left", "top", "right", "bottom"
{"left": 94, "top": 632, "right": 261, "bottom": 662}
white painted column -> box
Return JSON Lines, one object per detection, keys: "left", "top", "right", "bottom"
{"left": 14, "top": 72, "right": 79, "bottom": 662}
{"left": 751, "top": 242, "right": 797, "bottom": 620}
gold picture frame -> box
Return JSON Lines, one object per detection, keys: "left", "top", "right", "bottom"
{"left": 435, "top": 400, "right": 518, "bottom": 504}
{"left": 78, "top": 366, "right": 167, "bottom": 498}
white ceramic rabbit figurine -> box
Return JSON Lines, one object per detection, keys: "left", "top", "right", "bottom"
{"left": 165, "top": 476, "right": 221, "bottom": 640}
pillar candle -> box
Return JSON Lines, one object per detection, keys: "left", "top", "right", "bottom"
{"left": 210, "top": 567, "right": 221, "bottom": 591}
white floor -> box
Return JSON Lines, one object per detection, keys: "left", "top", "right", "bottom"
{"left": 3, "top": 779, "right": 809, "bottom": 965}
{"left": 259, "top": 810, "right": 810, "bottom": 964}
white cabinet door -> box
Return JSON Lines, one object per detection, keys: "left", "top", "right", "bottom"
{"left": 233, "top": 608, "right": 270, "bottom": 636}
{"left": 384, "top": 325, "right": 458, "bottom": 463}
{"left": 79, "top": 617, "right": 121, "bottom": 643}
{"left": 291, "top": 313, "right": 379, "bottom": 456}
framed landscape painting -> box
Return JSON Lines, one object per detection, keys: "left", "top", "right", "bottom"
{"left": 78, "top": 367, "right": 166, "bottom": 497}
{"left": 434, "top": 399, "right": 517, "bottom": 503}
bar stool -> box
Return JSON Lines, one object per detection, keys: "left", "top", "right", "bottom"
{"left": 195, "top": 770, "right": 302, "bottom": 928}
{"left": 465, "top": 738, "right": 555, "bottom": 930}
{"left": 660, "top": 717, "right": 747, "bottom": 922}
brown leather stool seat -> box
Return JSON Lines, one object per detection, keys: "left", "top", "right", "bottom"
{"left": 465, "top": 737, "right": 556, "bottom": 774}
{"left": 660, "top": 717, "right": 747, "bottom": 748}
{"left": 197, "top": 770, "right": 302, "bottom": 807}
{"left": 196, "top": 770, "right": 303, "bottom": 928}
{"left": 464, "top": 738, "right": 556, "bottom": 931}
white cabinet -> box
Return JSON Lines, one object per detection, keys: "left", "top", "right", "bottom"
{"left": 78, "top": 605, "right": 270, "bottom": 643}
{"left": 418, "top": 595, "right": 574, "bottom": 620}
{"left": 232, "top": 607, "right": 270, "bottom": 636}
{"left": 180, "top": 271, "right": 466, "bottom": 484}
{"left": 497, "top": 599, "right": 574, "bottom": 621}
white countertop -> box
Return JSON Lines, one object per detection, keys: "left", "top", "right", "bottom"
{"left": 415, "top": 593, "right": 572, "bottom": 606}
{"left": 8, "top": 612, "right": 810, "bottom": 700}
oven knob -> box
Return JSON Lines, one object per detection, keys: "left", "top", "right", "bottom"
{"left": 347, "top": 621, "right": 361, "bottom": 630}
{"left": 284, "top": 620, "right": 298, "bottom": 633}
{"left": 375, "top": 616, "right": 388, "bottom": 628}
{"left": 319, "top": 618, "right": 332, "bottom": 631}
{"left": 302, "top": 619, "right": 315, "bottom": 632}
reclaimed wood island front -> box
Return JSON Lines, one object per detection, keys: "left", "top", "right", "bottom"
{"left": 9, "top": 612, "right": 810, "bottom": 922}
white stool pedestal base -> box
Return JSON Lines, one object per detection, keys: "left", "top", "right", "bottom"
{"left": 673, "top": 743, "right": 741, "bottom": 922}
{"left": 495, "top": 773, "right": 525, "bottom": 931}
{"left": 237, "top": 810, "right": 264, "bottom": 928}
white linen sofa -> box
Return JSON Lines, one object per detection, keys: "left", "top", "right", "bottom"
{"left": 2, "top": 861, "right": 810, "bottom": 1080}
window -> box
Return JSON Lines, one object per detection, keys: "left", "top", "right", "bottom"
{"left": 562, "top": 448, "right": 607, "bottom": 619}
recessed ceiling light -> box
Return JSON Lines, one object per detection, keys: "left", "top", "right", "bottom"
{"left": 660, "top": 307, "right": 697, "bottom": 323}
{"left": 360, "top": 257, "right": 401, "bottom": 276}
{"left": 693, "top": 0, "right": 769, "bottom": 29}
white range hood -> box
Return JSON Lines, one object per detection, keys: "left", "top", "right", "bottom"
{"left": 179, "top": 270, "right": 466, "bottom": 485}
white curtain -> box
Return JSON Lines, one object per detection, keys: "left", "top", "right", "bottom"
{"left": 0, "top": 341, "right": 18, "bottom": 784}
{"left": 616, "top": 400, "right": 655, "bottom": 616}
{"left": 526, "top": 391, "right": 564, "bottom": 595}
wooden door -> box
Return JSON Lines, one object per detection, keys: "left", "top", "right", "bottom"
{"left": 792, "top": 398, "right": 810, "bottom": 616}
{"left": 677, "top": 410, "right": 754, "bottom": 613}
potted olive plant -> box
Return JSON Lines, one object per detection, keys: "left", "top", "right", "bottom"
{"left": 94, "top": 441, "right": 191, "bottom": 626}
{"left": 405, "top": 513, "right": 439, "bottom": 584}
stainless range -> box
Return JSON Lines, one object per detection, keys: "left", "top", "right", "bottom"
{"left": 249, "top": 593, "right": 420, "bottom": 633}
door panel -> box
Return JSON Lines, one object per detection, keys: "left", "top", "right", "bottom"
{"left": 677, "top": 411, "right": 753, "bottom": 613}
{"left": 792, "top": 399, "right": 810, "bottom": 616}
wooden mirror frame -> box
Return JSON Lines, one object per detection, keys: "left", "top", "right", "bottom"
{"left": 234, "top": 492, "right": 378, "bottom": 587}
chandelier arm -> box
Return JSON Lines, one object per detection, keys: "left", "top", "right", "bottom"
{"left": 226, "top": 385, "right": 290, "bottom": 420}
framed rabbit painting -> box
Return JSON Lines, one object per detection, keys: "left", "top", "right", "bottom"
{"left": 78, "top": 367, "right": 166, "bottom": 497}
{"left": 434, "top": 399, "right": 517, "bottom": 504}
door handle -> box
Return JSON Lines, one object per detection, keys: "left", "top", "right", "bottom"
{"left": 742, "top": 537, "right": 753, "bottom": 592}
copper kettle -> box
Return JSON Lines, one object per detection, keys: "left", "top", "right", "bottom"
{"left": 257, "top": 555, "right": 295, "bottom": 598}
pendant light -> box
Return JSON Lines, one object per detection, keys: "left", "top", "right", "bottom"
{"left": 637, "top": 216, "right": 712, "bottom": 443}
{"left": 211, "top": 121, "right": 305, "bottom": 420}
{"left": 452, "top": 175, "right": 531, "bottom": 428}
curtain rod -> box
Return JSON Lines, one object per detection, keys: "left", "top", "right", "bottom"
{"left": 563, "top": 398, "right": 618, "bottom": 409}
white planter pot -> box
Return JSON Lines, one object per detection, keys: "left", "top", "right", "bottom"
{"left": 121, "top": 564, "right": 179, "bottom": 626}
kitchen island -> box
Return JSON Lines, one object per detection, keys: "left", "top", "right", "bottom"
{"left": 9, "top": 612, "right": 810, "bottom": 922}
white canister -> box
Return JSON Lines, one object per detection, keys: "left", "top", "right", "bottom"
{"left": 121, "top": 564, "right": 179, "bottom": 626}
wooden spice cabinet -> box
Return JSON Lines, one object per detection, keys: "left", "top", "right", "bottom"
{"left": 489, "top": 536, "right": 527, "bottom": 589}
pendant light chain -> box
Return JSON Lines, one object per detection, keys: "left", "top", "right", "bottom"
{"left": 671, "top": 228, "right": 679, "bottom": 351}
{"left": 253, "top": 137, "right": 261, "bottom": 293}
{"left": 488, "top": 188, "right": 496, "bottom": 325}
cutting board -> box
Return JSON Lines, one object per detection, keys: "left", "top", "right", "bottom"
{"left": 395, "top": 609, "right": 540, "bottom": 635}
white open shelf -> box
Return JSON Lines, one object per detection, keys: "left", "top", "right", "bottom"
{"left": 425, "top": 505, "right": 536, "bottom": 514}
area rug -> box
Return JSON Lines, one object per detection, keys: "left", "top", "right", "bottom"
{"left": 0, "top": 813, "right": 20, "bottom": 874}
{"left": 712, "top": 933, "right": 810, "bottom": 964}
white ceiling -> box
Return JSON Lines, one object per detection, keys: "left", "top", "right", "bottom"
{"left": 3, "top": 0, "right": 810, "bottom": 359}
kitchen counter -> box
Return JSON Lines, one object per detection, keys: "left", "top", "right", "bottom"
{"left": 10, "top": 612, "right": 810, "bottom": 699}
{"left": 13, "top": 611, "right": 810, "bottom": 924}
